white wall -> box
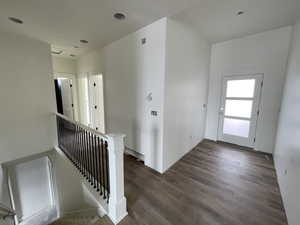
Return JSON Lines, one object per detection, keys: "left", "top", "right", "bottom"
{"left": 52, "top": 56, "right": 77, "bottom": 75}
{"left": 205, "top": 26, "right": 292, "bottom": 153}
{"left": 162, "top": 18, "right": 210, "bottom": 171}
{"left": 53, "top": 150, "right": 102, "bottom": 215}
{"left": 9, "top": 157, "right": 53, "bottom": 221}
{"left": 274, "top": 21, "right": 300, "bottom": 225}
{"left": 0, "top": 31, "right": 56, "bottom": 224}
{"left": 77, "top": 50, "right": 103, "bottom": 77}
{"left": 0, "top": 31, "right": 56, "bottom": 164}
{"left": 102, "top": 18, "right": 167, "bottom": 172}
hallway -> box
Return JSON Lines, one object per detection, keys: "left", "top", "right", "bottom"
{"left": 110, "top": 140, "right": 287, "bottom": 225}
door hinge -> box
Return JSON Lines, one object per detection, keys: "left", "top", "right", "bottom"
{"left": 261, "top": 81, "right": 263, "bottom": 87}
{"left": 254, "top": 137, "right": 256, "bottom": 143}
{"left": 71, "top": 103, "right": 74, "bottom": 108}
{"left": 70, "top": 84, "right": 73, "bottom": 88}
{"left": 257, "top": 110, "right": 260, "bottom": 116}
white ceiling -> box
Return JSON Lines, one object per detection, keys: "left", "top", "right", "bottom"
{"left": 172, "top": 0, "right": 300, "bottom": 43}
{"left": 0, "top": 0, "right": 198, "bottom": 57}
{"left": 0, "top": 0, "right": 299, "bottom": 57}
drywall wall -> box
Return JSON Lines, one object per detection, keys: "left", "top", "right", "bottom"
{"left": 0, "top": 30, "right": 56, "bottom": 164}
{"left": 103, "top": 18, "right": 167, "bottom": 172}
{"left": 274, "top": 21, "right": 300, "bottom": 225}
{"left": 77, "top": 50, "right": 103, "bottom": 77}
{"left": 52, "top": 56, "right": 77, "bottom": 75}
{"left": 205, "top": 26, "right": 292, "bottom": 153}
{"left": 162, "top": 18, "right": 210, "bottom": 171}
{"left": 9, "top": 157, "right": 53, "bottom": 221}
{"left": 53, "top": 149, "right": 103, "bottom": 215}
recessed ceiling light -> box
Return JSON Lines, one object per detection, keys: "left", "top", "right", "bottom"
{"left": 80, "top": 40, "right": 88, "bottom": 44}
{"left": 114, "top": 13, "right": 126, "bottom": 20}
{"left": 51, "top": 50, "right": 63, "bottom": 55}
{"left": 70, "top": 54, "right": 76, "bottom": 57}
{"left": 237, "top": 11, "right": 245, "bottom": 16}
{"left": 8, "top": 17, "right": 23, "bottom": 24}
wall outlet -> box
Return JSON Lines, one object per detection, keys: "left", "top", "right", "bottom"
{"left": 141, "top": 38, "right": 146, "bottom": 45}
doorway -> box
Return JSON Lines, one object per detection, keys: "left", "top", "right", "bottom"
{"left": 54, "top": 77, "right": 76, "bottom": 120}
{"left": 218, "top": 74, "right": 263, "bottom": 148}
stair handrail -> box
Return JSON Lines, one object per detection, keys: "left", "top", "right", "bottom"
{"left": 55, "top": 112, "right": 108, "bottom": 140}
{"left": 0, "top": 202, "right": 16, "bottom": 220}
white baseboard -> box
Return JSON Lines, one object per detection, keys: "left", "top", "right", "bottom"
{"left": 125, "top": 147, "right": 144, "bottom": 161}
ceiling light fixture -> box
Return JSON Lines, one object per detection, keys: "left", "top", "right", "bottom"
{"left": 237, "top": 11, "right": 245, "bottom": 16}
{"left": 114, "top": 13, "right": 126, "bottom": 20}
{"left": 8, "top": 17, "right": 23, "bottom": 24}
{"left": 80, "top": 39, "right": 88, "bottom": 44}
{"left": 51, "top": 50, "right": 63, "bottom": 55}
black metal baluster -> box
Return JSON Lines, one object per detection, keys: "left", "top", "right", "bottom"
{"left": 89, "top": 133, "right": 93, "bottom": 184}
{"left": 96, "top": 137, "right": 100, "bottom": 192}
{"left": 83, "top": 130, "right": 87, "bottom": 177}
{"left": 99, "top": 138, "right": 103, "bottom": 195}
{"left": 101, "top": 139, "right": 106, "bottom": 199}
{"left": 93, "top": 135, "right": 97, "bottom": 188}
{"left": 81, "top": 131, "right": 86, "bottom": 177}
{"left": 87, "top": 132, "right": 91, "bottom": 182}
{"left": 105, "top": 141, "right": 110, "bottom": 203}
{"left": 77, "top": 126, "right": 82, "bottom": 173}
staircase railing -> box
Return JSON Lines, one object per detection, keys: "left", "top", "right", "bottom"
{"left": 55, "top": 113, "right": 127, "bottom": 224}
{"left": 0, "top": 203, "right": 16, "bottom": 220}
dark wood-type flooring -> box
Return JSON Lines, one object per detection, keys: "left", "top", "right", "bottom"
{"left": 98, "top": 140, "right": 288, "bottom": 225}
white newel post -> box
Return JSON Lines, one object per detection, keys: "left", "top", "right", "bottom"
{"left": 107, "top": 134, "right": 128, "bottom": 224}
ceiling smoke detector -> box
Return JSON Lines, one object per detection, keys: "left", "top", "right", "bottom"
{"left": 114, "top": 13, "right": 126, "bottom": 20}
{"left": 9, "top": 17, "right": 23, "bottom": 24}
{"left": 237, "top": 11, "right": 245, "bottom": 16}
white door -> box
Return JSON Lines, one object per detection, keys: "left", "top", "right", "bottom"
{"left": 88, "top": 75, "right": 105, "bottom": 133}
{"left": 60, "top": 78, "right": 74, "bottom": 120}
{"left": 218, "top": 75, "right": 263, "bottom": 148}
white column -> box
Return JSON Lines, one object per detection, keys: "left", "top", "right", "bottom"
{"left": 107, "top": 134, "right": 128, "bottom": 224}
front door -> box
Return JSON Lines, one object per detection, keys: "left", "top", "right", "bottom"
{"left": 218, "top": 75, "right": 263, "bottom": 148}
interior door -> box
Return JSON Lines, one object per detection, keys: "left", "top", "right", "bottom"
{"left": 218, "top": 75, "right": 263, "bottom": 148}
{"left": 88, "top": 75, "right": 105, "bottom": 133}
{"left": 60, "top": 78, "right": 74, "bottom": 120}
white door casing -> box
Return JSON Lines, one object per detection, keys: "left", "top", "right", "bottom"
{"left": 217, "top": 74, "right": 263, "bottom": 148}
